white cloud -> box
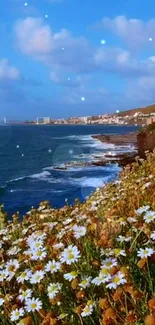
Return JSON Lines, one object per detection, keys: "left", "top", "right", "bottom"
{"left": 15, "top": 18, "right": 53, "bottom": 56}
{"left": 100, "top": 15, "right": 155, "bottom": 49}
{"left": 14, "top": 17, "right": 94, "bottom": 70}
{"left": 0, "top": 59, "right": 20, "bottom": 80}
{"left": 13, "top": 15, "right": 155, "bottom": 111}
{"left": 15, "top": 17, "right": 155, "bottom": 81}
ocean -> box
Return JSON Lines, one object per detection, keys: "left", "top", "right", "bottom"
{"left": 0, "top": 124, "right": 138, "bottom": 216}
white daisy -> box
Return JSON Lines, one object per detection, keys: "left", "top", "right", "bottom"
{"left": 64, "top": 271, "right": 78, "bottom": 281}
{"left": 45, "top": 260, "right": 61, "bottom": 273}
{"left": 25, "top": 297, "right": 42, "bottom": 312}
{"left": 137, "top": 247, "right": 154, "bottom": 258}
{"left": 100, "top": 248, "right": 113, "bottom": 256}
{"left": 81, "top": 304, "right": 93, "bottom": 317}
{"left": 79, "top": 276, "right": 92, "bottom": 288}
{"left": 5, "top": 259, "right": 20, "bottom": 274}
{"left": 92, "top": 272, "right": 111, "bottom": 286}
{"left": 117, "top": 235, "right": 132, "bottom": 243}
{"left": 17, "top": 269, "right": 32, "bottom": 283}
{"left": 113, "top": 248, "right": 126, "bottom": 257}
{"left": 136, "top": 206, "right": 150, "bottom": 214}
{"left": 28, "top": 240, "right": 44, "bottom": 251}
{"left": 73, "top": 225, "right": 86, "bottom": 239}
{"left": 106, "top": 271, "right": 126, "bottom": 289}
{"left": 143, "top": 211, "right": 155, "bottom": 223}
{"left": 18, "top": 289, "right": 32, "bottom": 302}
{"left": 47, "top": 283, "right": 62, "bottom": 299}
{"left": 60, "top": 245, "right": 81, "bottom": 265}
{"left": 30, "top": 270, "right": 45, "bottom": 284}
{"left": 10, "top": 308, "right": 25, "bottom": 321}
{"left": 101, "top": 258, "right": 117, "bottom": 269}
{"left": 31, "top": 248, "right": 47, "bottom": 261}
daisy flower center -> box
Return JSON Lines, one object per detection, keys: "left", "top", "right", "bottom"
{"left": 81, "top": 280, "right": 87, "bottom": 286}
{"left": 68, "top": 252, "right": 74, "bottom": 259}
{"left": 8, "top": 265, "right": 15, "bottom": 272}
{"left": 31, "top": 303, "right": 37, "bottom": 309}
{"left": 84, "top": 306, "right": 91, "bottom": 313}
{"left": 105, "top": 262, "right": 112, "bottom": 267}
{"left": 21, "top": 272, "right": 26, "bottom": 278}
{"left": 71, "top": 271, "right": 77, "bottom": 276}
{"left": 101, "top": 268, "right": 109, "bottom": 275}
{"left": 15, "top": 311, "right": 20, "bottom": 317}
{"left": 113, "top": 277, "right": 120, "bottom": 283}
{"left": 36, "top": 275, "right": 41, "bottom": 280}
{"left": 36, "top": 251, "right": 42, "bottom": 256}
{"left": 114, "top": 249, "right": 121, "bottom": 255}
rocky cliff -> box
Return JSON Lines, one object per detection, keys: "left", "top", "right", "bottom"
{"left": 137, "top": 122, "right": 155, "bottom": 158}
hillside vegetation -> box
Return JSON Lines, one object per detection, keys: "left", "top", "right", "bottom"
{"left": 1, "top": 152, "right": 155, "bottom": 324}
{"left": 118, "top": 103, "right": 155, "bottom": 117}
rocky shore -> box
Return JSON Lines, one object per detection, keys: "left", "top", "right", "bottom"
{"left": 91, "top": 131, "right": 138, "bottom": 167}
{"left": 54, "top": 126, "right": 155, "bottom": 171}
{"left": 92, "top": 131, "right": 138, "bottom": 147}
{"left": 52, "top": 132, "right": 139, "bottom": 171}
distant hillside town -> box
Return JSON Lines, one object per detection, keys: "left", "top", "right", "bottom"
{"left": 2, "top": 103, "right": 155, "bottom": 126}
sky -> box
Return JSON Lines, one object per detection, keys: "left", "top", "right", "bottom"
{"left": 1, "top": 0, "right": 155, "bottom": 119}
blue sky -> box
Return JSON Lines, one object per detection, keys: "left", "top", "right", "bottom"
{"left": 1, "top": 0, "right": 155, "bottom": 119}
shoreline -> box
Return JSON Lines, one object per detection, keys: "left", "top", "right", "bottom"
{"left": 46, "top": 131, "right": 138, "bottom": 172}
{"left": 91, "top": 131, "right": 138, "bottom": 167}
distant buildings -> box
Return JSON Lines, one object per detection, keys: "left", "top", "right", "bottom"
{"left": 36, "top": 117, "right": 51, "bottom": 124}
{"left": 33, "top": 111, "right": 155, "bottom": 126}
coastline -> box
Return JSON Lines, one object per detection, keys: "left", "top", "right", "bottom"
{"left": 52, "top": 130, "right": 139, "bottom": 171}
{"left": 0, "top": 124, "right": 138, "bottom": 217}
{"left": 91, "top": 131, "right": 138, "bottom": 167}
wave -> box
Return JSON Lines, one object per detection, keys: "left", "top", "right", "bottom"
{"left": 51, "top": 134, "right": 93, "bottom": 140}
{"left": 49, "top": 133, "right": 136, "bottom": 155}
{"left": 29, "top": 171, "right": 51, "bottom": 180}
{"left": 68, "top": 175, "right": 112, "bottom": 188}
{"left": 6, "top": 171, "right": 51, "bottom": 184}
{"left": 6, "top": 176, "right": 27, "bottom": 183}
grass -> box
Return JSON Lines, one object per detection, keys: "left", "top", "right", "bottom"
{"left": 1, "top": 152, "right": 155, "bottom": 324}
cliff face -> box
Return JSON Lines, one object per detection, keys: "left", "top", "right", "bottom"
{"left": 137, "top": 124, "right": 155, "bottom": 157}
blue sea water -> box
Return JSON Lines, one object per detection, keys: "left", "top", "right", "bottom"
{"left": 0, "top": 124, "right": 138, "bottom": 216}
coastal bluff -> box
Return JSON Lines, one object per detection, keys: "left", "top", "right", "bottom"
{"left": 137, "top": 122, "right": 155, "bottom": 158}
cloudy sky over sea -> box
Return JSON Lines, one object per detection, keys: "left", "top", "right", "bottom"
{"left": 1, "top": 0, "right": 155, "bottom": 119}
